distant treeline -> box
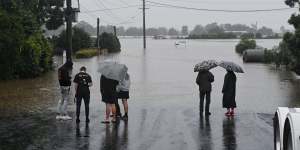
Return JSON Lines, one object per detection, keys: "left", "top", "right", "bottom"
{"left": 50, "top": 21, "right": 290, "bottom": 39}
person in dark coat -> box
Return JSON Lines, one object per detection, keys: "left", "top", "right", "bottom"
{"left": 222, "top": 70, "right": 237, "bottom": 116}
{"left": 196, "top": 70, "right": 214, "bottom": 116}
{"left": 73, "top": 66, "right": 92, "bottom": 123}
{"left": 100, "top": 75, "right": 119, "bottom": 123}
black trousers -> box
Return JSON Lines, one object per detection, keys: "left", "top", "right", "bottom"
{"left": 199, "top": 91, "right": 211, "bottom": 114}
{"left": 76, "top": 94, "right": 90, "bottom": 120}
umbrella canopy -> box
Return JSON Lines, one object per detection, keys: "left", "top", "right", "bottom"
{"left": 97, "top": 61, "right": 128, "bottom": 81}
{"left": 194, "top": 60, "right": 218, "bottom": 72}
{"left": 218, "top": 61, "right": 244, "bottom": 73}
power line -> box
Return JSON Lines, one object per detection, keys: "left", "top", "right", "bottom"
{"left": 80, "top": 3, "right": 141, "bottom": 26}
{"left": 95, "top": 0, "right": 123, "bottom": 21}
{"left": 155, "top": 0, "right": 274, "bottom": 5}
{"left": 146, "top": 1, "right": 298, "bottom": 13}
{"left": 81, "top": 5, "right": 141, "bottom": 13}
{"left": 80, "top": 4, "right": 115, "bottom": 25}
{"left": 114, "top": 10, "right": 142, "bottom": 25}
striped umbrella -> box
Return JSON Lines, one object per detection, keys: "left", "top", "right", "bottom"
{"left": 194, "top": 60, "right": 218, "bottom": 72}
{"left": 218, "top": 61, "right": 244, "bottom": 73}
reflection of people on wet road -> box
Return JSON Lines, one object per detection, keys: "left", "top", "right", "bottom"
{"left": 199, "top": 116, "right": 212, "bottom": 149}
{"left": 222, "top": 118, "right": 236, "bottom": 150}
{"left": 115, "top": 73, "right": 130, "bottom": 120}
{"left": 73, "top": 66, "right": 93, "bottom": 123}
{"left": 196, "top": 70, "right": 214, "bottom": 116}
{"left": 100, "top": 75, "right": 119, "bottom": 123}
{"left": 100, "top": 122, "right": 128, "bottom": 150}
{"left": 56, "top": 61, "right": 73, "bottom": 120}
{"left": 222, "top": 70, "right": 237, "bottom": 116}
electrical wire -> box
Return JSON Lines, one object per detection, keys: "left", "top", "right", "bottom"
{"left": 146, "top": 1, "right": 298, "bottom": 13}
{"left": 81, "top": 5, "right": 141, "bottom": 13}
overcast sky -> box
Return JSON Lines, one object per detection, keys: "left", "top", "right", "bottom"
{"left": 77, "top": 0, "right": 299, "bottom": 31}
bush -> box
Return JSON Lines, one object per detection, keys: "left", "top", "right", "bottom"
{"left": 54, "top": 27, "right": 92, "bottom": 53}
{"left": 99, "top": 32, "right": 121, "bottom": 53}
{"left": 75, "top": 48, "right": 99, "bottom": 58}
{"left": 14, "top": 33, "right": 53, "bottom": 78}
{"left": 235, "top": 38, "right": 256, "bottom": 54}
{"left": 0, "top": 7, "right": 53, "bottom": 80}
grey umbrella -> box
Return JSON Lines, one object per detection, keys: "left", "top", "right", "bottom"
{"left": 194, "top": 60, "right": 218, "bottom": 72}
{"left": 218, "top": 61, "right": 244, "bottom": 73}
{"left": 97, "top": 61, "right": 128, "bottom": 81}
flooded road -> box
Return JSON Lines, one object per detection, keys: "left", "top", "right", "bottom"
{"left": 1, "top": 39, "right": 300, "bottom": 150}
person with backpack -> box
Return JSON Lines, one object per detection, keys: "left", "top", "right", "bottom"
{"left": 57, "top": 61, "right": 73, "bottom": 120}
{"left": 73, "top": 66, "right": 93, "bottom": 123}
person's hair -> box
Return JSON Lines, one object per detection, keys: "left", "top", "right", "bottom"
{"left": 80, "top": 66, "right": 86, "bottom": 72}
{"left": 64, "top": 61, "right": 73, "bottom": 69}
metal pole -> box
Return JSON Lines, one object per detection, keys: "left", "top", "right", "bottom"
{"left": 113, "top": 26, "right": 117, "bottom": 36}
{"left": 143, "top": 0, "right": 146, "bottom": 49}
{"left": 97, "top": 18, "right": 100, "bottom": 50}
{"left": 66, "top": 0, "right": 72, "bottom": 63}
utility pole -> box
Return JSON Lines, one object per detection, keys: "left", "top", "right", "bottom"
{"left": 113, "top": 26, "right": 117, "bottom": 36}
{"left": 143, "top": 0, "right": 146, "bottom": 49}
{"left": 97, "top": 18, "right": 100, "bottom": 50}
{"left": 66, "top": 0, "right": 72, "bottom": 63}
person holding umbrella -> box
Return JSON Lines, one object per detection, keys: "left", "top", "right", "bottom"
{"left": 218, "top": 61, "right": 243, "bottom": 116}
{"left": 115, "top": 73, "right": 131, "bottom": 120}
{"left": 222, "top": 70, "right": 237, "bottom": 116}
{"left": 98, "top": 61, "right": 128, "bottom": 123}
{"left": 195, "top": 60, "right": 217, "bottom": 116}
{"left": 196, "top": 70, "right": 214, "bottom": 116}
{"left": 100, "top": 75, "right": 119, "bottom": 123}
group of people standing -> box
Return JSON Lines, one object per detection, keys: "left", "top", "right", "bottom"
{"left": 196, "top": 69, "right": 237, "bottom": 117}
{"left": 56, "top": 62, "right": 130, "bottom": 124}
{"left": 55, "top": 61, "right": 236, "bottom": 124}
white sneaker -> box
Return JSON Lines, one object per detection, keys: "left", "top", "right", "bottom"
{"left": 61, "top": 115, "right": 72, "bottom": 120}
{"left": 56, "top": 115, "right": 63, "bottom": 120}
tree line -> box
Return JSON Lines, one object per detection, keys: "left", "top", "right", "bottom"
{"left": 63, "top": 21, "right": 285, "bottom": 38}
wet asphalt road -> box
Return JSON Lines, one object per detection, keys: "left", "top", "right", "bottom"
{"left": 0, "top": 39, "right": 299, "bottom": 150}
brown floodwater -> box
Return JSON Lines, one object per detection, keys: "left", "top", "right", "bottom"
{"left": 0, "top": 38, "right": 300, "bottom": 150}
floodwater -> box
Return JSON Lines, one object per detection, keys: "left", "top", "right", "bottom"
{"left": 1, "top": 38, "right": 300, "bottom": 150}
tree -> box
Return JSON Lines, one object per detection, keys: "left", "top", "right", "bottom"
{"left": 55, "top": 27, "right": 92, "bottom": 52}
{"left": 181, "top": 26, "right": 188, "bottom": 35}
{"left": 191, "top": 25, "right": 206, "bottom": 35}
{"left": 235, "top": 38, "right": 256, "bottom": 54}
{"left": 0, "top": 0, "right": 55, "bottom": 79}
{"left": 282, "top": 0, "right": 300, "bottom": 73}
{"left": 257, "top": 26, "right": 274, "bottom": 36}
{"left": 168, "top": 28, "right": 179, "bottom": 36}
{"left": 125, "top": 27, "right": 142, "bottom": 36}
{"left": 99, "top": 32, "right": 121, "bottom": 53}
{"left": 205, "top": 22, "right": 224, "bottom": 34}
{"left": 157, "top": 27, "right": 168, "bottom": 35}
{"left": 147, "top": 28, "right": 159, "bottom": 36}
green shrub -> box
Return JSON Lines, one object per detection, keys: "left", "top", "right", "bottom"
{"left": 75, "top": 49, "right": 99, "bottom": 58}
{"left": 54, "top": 27, "right": 92, "bottom": 53}
{"left": 99, "top": 32, "right": 121, "bottom": 53}
{"left": 235, "top": 38, "right": 256, "bottom": 54}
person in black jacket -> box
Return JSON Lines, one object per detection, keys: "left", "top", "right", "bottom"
{"left": 57, "top": 61, "right": 73, "bottom": 120}
{"left": 73, "top": 66, "right": 92, "bottom": 123}
{"left": 222, "top": 70, "right": 237, "bottom": 116}
{"left": 100, "top": 75, "right": 119, "bottom": 123}
{"left": 196, "top": 70, "right": 214, "bottom": 116}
